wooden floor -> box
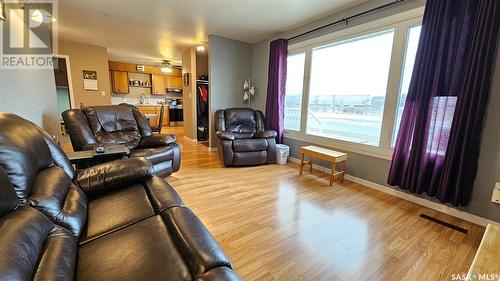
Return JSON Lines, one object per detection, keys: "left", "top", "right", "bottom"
{"left": 64, "top": 127, "right": 485, "bottom": 281}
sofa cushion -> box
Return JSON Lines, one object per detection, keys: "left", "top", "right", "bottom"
{"left": 83, "top": 106, "right": 142, "bottom": 145}
{"left": 77, "top": 215, "right": 192, "bottom": 281}
{"left": 80, "top": 184, "right": 156, "bottom": 244}
{"left": 233, "top": 139, "right": 268, "bottom": 152}
{"left": 0, "top": 206, "right": 77, "bottom": 281}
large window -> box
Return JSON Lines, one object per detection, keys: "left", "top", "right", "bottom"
{"left": 306, "top": 30, "right": 395, "bottom": 146}
{"left": 284, "top": 11, "right": 423, "bottom": 158}
{"left": 284, "top": 52, "right": 305, "bottom": 131}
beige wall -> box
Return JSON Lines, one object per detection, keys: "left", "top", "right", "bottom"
{"left": 182, "top": 48, "right": 197, "bottom": 139}
{"left": 59, "top": 40, "right": 111, "bottom": 106}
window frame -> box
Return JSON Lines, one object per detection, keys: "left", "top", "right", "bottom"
{"left": 284, "top": 7, "right": 424, "bottom": 160}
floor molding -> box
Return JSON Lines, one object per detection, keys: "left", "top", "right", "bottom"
{"left": 183, "top": 136, "right": 198, "bottom": 142}
{"left": 288, "top": 157, "right": 499, "bottom": 227}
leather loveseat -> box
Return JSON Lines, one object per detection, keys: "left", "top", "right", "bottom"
{"left": 215, "top": 108, "right": 277, "bottom": 166}
{"left": 62, "top": 105, "right": 180, "bottom": 177}
{"left": 0, "top": 113, "right": 240, "bottom": 281}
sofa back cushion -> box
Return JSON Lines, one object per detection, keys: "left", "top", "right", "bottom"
{"left": 224, "top": 108, "right": 257, "bottom": 138}
{"left": 83, "top": 106, "right": 142, "bottom": 145}
{"left": 0, "top": 113, "right": 87, "bottom": 236}
{"left": 0, "top": 167, "right": 18, "bottom": 216}
{"left": 0, "top": 113, "right": 54, "bottom": 200}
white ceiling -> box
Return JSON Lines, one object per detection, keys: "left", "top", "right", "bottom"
{"left": 57, "top": 0, "right": 366, "bottom": 64}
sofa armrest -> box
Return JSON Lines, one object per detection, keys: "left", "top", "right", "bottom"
{"left": 75, "top": 158, "right": 153, "bottom": 196}
{"left": 216, "top": 131, "right": 235, "bottom": 140}
{"left": 254, "top": 130, "right": 277, "bottom": 139}
{"left": 138, "top": 134, "right": 176, "bottom": 148}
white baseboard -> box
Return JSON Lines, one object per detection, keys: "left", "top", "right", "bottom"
{"left": 183, "top": 136, "right": 198, "bottom": 142}
{"left": 288, "top": 157, "right": 498, "bottom": 227}
{"left": 208, "top": 147, "right": 217, "bottom": 152}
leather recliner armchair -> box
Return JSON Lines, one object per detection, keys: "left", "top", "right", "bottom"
{"left": 62, "top": 105, "right": 180, "bottom": 177}
{"left": 0, "top": 113, "right": 240, "bottom": 281}
{"left": 215, "top": 108, "right": 277, "bottom": 166}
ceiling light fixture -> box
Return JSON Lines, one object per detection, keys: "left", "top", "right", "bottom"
{"left": 31, "top": 8, "right": 56, "bottom": 23}
{"left": 160, "top": 60, "right": 173, "bottom": 73}
{"left": 196, "top": 45, "right": 205, "bottom": 52}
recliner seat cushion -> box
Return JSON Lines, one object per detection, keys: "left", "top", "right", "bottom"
{"left": 233, "top": 139, "right": 268, "bottom": 152}
{"left": 77, "top": 215, "right": 193, "bottom": 281}
{"left": 80, "top": 184, "right": 156, "bottom": 243}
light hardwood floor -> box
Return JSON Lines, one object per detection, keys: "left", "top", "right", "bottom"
{"left": 64, "top": 127, "right": 485, "bottom": 281}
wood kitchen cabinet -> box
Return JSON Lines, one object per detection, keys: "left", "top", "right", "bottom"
{"left": 110, "top": 70, "right": 129, "bottom": 94}
{"left": 166, "top": 76, "right": 183, "bottom": 89}
{"left": 152, "top": 74, "right": 167, "bottom": 95}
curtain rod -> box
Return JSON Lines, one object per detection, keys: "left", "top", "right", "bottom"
{"left": 287, "top": 0, "right": 406, "bottom": 41}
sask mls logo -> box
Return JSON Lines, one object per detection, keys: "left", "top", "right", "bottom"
{"left": 1, "top": 0, "right": 58, "bottom": 69}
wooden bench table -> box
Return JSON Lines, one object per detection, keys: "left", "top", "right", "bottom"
{"left": 299, "top": 145, "right": 347, "bottom": 186}
{"left": 467, "top": 224, "right": 500, "bottom": 279}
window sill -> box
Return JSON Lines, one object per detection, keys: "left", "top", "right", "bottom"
{"left": 284, "top": 131, "right": 393, "bottom": 160}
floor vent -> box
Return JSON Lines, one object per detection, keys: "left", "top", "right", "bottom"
{"left": 419, "top": 214, "right": 468, "bottom": 234}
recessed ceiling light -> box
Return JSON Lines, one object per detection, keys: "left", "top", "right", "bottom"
{"left": 196, "top": 45, "right": 205, "bottom": 52}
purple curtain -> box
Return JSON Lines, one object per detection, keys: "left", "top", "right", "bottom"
{"left": 388, "top": 0, "right": 500, "bottom": 206}
{"left": 265, "top": 39, "right": 288, "bottom": 144}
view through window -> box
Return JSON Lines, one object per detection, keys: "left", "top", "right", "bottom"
{"left": 306, "top": 29, "right": 395, "bottom": 146}
{"left": 284, "top": 52, "right": 305, "bottom": 131}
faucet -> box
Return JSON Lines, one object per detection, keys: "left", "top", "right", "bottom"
{"left": 140, "top": 93, "right": 146, "bottom": 104}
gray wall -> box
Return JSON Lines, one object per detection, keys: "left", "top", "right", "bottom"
{"left": 209, "top": 34, "right": 252, "bottom": 147}
{"left": 250, "top": 0, "right": 500, "bottom": 222}
{"left": 0, "top": 69, "right": 61, "bottom": 138}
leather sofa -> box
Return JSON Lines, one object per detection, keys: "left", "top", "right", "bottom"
{"left": 0, "top": 113, "right": 240, "bottom": 281}
{"left": 62, "top": 105, "right": 180, "bottom": 177}
{"left": 215, "top": 108, "right": 277, "bottom": 166}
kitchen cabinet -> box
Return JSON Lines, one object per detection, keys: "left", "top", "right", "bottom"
{"left": 167, "top": 76, "right": 183, "bottom": 89}
{"left": 111, "top": 70, "right": 129, "bottom": 94}
{"left": 152, "top": 74, "right": 167, "bottom": 95}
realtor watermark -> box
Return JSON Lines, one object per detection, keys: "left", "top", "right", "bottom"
{"left": 0, "top": 0, "right": 58, "bottom": 69}
{"left": 451, "top": 273, "right": 499, "bottom": 281}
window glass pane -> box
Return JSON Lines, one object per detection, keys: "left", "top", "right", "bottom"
{"left": 306, "top": 29, "right": 395, "bottom": 146}
{"left": 284, "top": 52, "right": 305, "bottom": 131}
{"left": 393, "top": 25, "right": 421, "bottom": 146}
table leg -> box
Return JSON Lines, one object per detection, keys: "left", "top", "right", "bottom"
{"left": 340, "top": 160, "right": 346, "bottom": 183}
{"left": 299, "top": 153, "right": 305, "bottom": 175}
{"left": 330, "top": 160, "right": 336, "bottom": 186}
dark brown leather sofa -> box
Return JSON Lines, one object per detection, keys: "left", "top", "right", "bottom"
{"left": 62, "top": 105, "right": 180, "bottom": 177}
{"left": 0, "top": 113, "right": 240, "bottom": 281}
{"left": 215, "top": 108, "right": 277, "bottom": 166}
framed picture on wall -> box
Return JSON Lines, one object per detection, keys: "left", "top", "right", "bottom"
{"left": 183, "top": 73, "right": 190, "bottom": 86}
{"left": 83, "top": 70, "right": 98, "bottom": 91}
